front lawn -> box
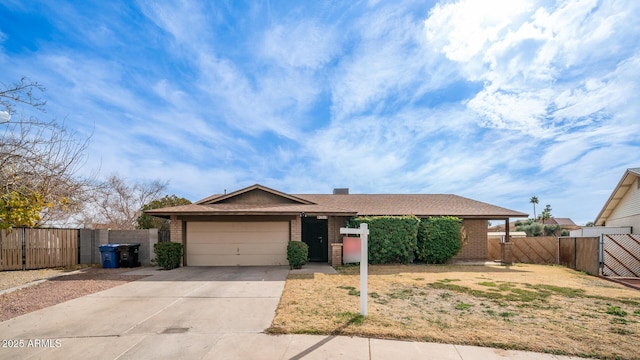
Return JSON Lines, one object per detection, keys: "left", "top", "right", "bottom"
{"left": 268, "top": 264, "right": 640, "bottom": 360}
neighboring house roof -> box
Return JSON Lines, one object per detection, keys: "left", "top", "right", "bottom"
{"left": 147, "top": 184, "right": 528, "bottom": 219}
{"left": 595, "top": 168, "right": 640, "bottom": 226}
{"left": 544, "top": 218, "right": 578, "bottom": 226}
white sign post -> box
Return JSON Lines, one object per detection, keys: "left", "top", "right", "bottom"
{"left": 339, "top": 223, "right": 369, "bottom": 316}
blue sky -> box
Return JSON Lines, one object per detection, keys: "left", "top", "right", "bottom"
{"left": 1, "top": 0, "right": 639, "bottom": 225}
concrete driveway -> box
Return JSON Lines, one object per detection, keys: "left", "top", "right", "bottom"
{"left": 0, "top": 266, "right": 289, "bottom": 359}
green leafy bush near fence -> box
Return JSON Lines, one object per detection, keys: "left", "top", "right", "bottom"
{"left": 416, "top": 216, "right": 463, "bottom": 264}
{"left": 287, "top": 241, "right": 308, "bottom": 269}
{"left": 349, "top": 216, "right": 420, "bottom": 264}
{"left": 153, "top": 242, "right": 183, "bottom": 270}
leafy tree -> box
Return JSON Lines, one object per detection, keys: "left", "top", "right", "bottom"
{"left": 585, "top": 221, "right": 595, "bottom": 227}
{"left": 543, "top": 224, "right": 561, "bottom": 236}
{"left": 137, "top": 195, "right": 191, "bottom": 230}
{"left": 529, "top": 196, "right": 539, "bottom": 220}
{"left": 1, "top": 77, "right": 90, "bottom": 229}
{"left": 0, "top": 191, "right": 45, "bottom": 229}
{"left": 541, "top": 204, "right": 552, "bottom": 224}
{"left": 515, "top": 219, "right": 543, "bottom": 237}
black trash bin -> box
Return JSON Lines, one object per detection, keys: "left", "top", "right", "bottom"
{"left": 117, "top": 243, "right": 141, "bottom": 268}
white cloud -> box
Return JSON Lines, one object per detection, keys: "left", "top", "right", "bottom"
{"left": 0, "top": 111, "right": 9, "bottom": 122}
{"left": 138, "top": 0, "right": 211, "bottom": 47}
{"left": 261, "top": 20, "right": 338, "bottom": 69}
{"left": 425, "top": 0, "right": 640, "bottom": 141}
{"left": 425, "top": 0, "right": 532, "bottom": 63}
{"left": 466, "top": 88, "right": 554, "bottom": 135}
{"left": 330, "top": 5, "right": 439, "bottom": 120}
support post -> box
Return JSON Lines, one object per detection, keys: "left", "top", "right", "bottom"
{"left": 505, "top": 218, "right": 510, "bottom": 242}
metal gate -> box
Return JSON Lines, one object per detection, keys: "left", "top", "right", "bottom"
{"left": 602, "top": 234, "right": 640, "bottom": 277}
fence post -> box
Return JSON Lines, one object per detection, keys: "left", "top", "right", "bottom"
{"left": 573, "top": 237, "right": 577, "bottom": 270}
{"left": 21, "top": 227, "right": 26, "bottom": 271}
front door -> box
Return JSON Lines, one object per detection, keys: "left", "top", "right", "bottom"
{"left": 302, "top": 217, "right": 328, "bottom": 262}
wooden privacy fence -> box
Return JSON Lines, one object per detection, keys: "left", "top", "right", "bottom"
{"left": 0, "top": 228, "right": 78, "bottom": 270}
{"left": 488, "top": 236, "right": 557, "bottom": 264}
{"left": 558, "top": 237, "right": 599, "bottom": 276}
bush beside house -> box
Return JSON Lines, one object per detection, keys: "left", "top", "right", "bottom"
{"left": 153, "top": 242, "right": 183, "bottom": 270}
{"left": 416, "top": 216, "right": 463, "bottom": 264}
{"left": 287, "top": 241, "right": 308, "bottom": 269}
{"left": 349, "top": 215, "right": 420, "bottom": 264}
{"left": 346, "top": 215, "right": 464, "bottom": 265}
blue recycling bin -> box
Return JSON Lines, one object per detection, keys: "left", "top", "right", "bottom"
{"left": 99, "top": 244, "right": 120, "bottom": 268}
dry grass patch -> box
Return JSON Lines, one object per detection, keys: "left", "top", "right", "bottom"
{"left": 268, "top": 264, "right": 640, "bottom": 360}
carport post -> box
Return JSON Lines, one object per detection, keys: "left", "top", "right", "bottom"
{"left": 339, "top": 223, "right": 369, "bottom": 316}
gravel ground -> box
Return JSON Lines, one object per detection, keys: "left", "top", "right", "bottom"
{"left": 0, "top": 267, "right": 147, "bottom": 322}
{"left": 0, "top": 268, "right": 70, "bottom": 292}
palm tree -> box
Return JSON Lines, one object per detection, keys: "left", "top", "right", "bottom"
{"left": 529, "top": 196, "right": 539, "bottom": 220}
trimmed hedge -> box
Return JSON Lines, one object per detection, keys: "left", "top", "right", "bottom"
{"left": 416, "top": 216, "right": 463, "bottom": 264}
{"left": 153, "top": 242, "right": 183, "bottom": 270}
{"left": 349, "top": 215, "right": 420, "bottom": 264}
{"left": 287, "top": 241, "right": 308, "bottom": 269}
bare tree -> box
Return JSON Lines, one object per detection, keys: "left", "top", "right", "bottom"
{"left": 1, "top": 77, "right": 91, "bottom": 228}
{"left": 89, "top": 174, "right": 168, "bottom": 230}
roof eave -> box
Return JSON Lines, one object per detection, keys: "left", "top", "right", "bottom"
{"left": 594, "top": 168, "right": 638, "bottom": 225}
{"left": 145, "top": 210, "right": 357, "bottom": 217}
{"left": 196, "top": 184, "right": 315, "bottom": 205}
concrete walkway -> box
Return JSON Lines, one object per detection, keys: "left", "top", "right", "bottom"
{"left": 0, "top": 266, "right": 581, "bottom": 360}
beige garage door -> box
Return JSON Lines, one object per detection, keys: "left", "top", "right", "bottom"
{"left": 186, "top": 221, "right": 289, "bottom": 266}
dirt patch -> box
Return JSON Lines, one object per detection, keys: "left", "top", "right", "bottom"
{"left": 268, "top": 264, "right": 640, "bottom": 360}
{"left": 0, "top": 267, "right": 147, "bottom": 322}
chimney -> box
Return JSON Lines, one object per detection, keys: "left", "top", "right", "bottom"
{"left": 333, "top": 188, "right": 349, "bottom": 195}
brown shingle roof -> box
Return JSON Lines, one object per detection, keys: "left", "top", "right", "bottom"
{"left": 296, "top": 194, "right": 527, "bottom": 218}
{"left": 146, "top": 185, "right": 527, "bottom": 219}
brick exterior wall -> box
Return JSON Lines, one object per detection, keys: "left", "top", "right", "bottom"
{"left": 328, "top": 216, "right": 350, "bottom": 244}
{"left": 328, "top": 216, "right": 351, "bottom": 264}
{"left": 170, "top": 215, "right": 183, "bottom": 244}
{"left": 453, "top": 219, "right": 489, "bottom": 260}
{"left": 290, "top": 216, "right": 301, "bottom": 242}
{"left": 331, "top": 243, "right": 343, "bottom": 266}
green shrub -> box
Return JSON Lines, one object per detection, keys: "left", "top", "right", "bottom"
{"left": 153, "top": 242, "right": 183, "bottom": 270}
{"left": 515, "top": 219, "right": 543, "bottom": 237}
{"left": 349, "top": 215, "right": 420, "bottom": 264}
{"left": 416, "top": 216, "right": 463, "bottom": 264}
{"left": 287, "top": 241, "right": 308, "bottom": 269}
{"left": 543, "top": 224, "right": 561, "bottom": 236}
